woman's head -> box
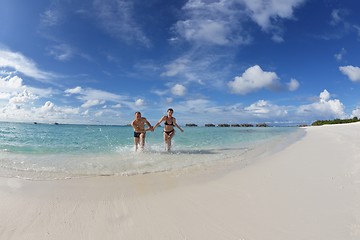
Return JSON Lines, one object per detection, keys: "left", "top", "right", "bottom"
{"left": 167, "top": 108, "right": 173, "bottom": 115}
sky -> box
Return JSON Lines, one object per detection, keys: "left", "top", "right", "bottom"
{"left": 1, "top": 0, "right": 360, "bottom": 126}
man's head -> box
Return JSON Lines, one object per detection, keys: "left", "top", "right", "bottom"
{"left": 135, "top": 111, "right": 141, "bottom": 119}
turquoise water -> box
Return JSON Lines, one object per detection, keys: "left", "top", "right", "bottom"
{"left": 0, "top": 122, "right": 302, "bottom": 180}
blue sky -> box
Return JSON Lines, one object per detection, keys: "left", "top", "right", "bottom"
{"left": 1, "top": 0, "right": 360, "bottom": 125}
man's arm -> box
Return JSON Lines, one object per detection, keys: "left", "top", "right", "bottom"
{"left": 144, "top": 118, "right": 153, "bottom": 131}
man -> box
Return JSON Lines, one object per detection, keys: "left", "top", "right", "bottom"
{"left": 131, "top": 112, "right": 153, "bottom": 151}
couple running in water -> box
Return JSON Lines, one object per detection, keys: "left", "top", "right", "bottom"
{"left": 131, "top": 108, "right": 184, "bottom": 152}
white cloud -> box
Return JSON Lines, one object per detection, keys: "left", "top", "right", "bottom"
{"left": 174, "top": 0, "right": 305, "bottom": 45}
{"left": 175, "top": 19, "right": 233, "bottom": 45}
{"left": 352, "top": 107, "right": 360, "bottom": 118}
{"left": 334, "top": 48, "right": 346, "bottom": 61}
{"left": 0, "top": 92, "right": 11, "bottom": 100}
{"left": 134, "top": 98, "right": 145, "bottom": 107}
{"left": 0, "top": 75, "right": 23, "bottom": 90}
{"left": 112, "top": 103, "right": 122, "bottom": 108}
{"left": 166, "top": 97, "right": 173, "bottom": 104}
{"left": 0, "top": 48, "right": 55, "bottom": 82}
{"left": 228, "top": 65, "right": 280, "bottom": 95}
{"left": 171, "top": 84, "right": 187, "bottom": 96}
{"left": 245, "top": 100, "right": 288, "bottom": 118}
{"left": 40, "top": 9, "right": 63, "bottom": 27}
{"left": 287, "top": 78, "right": 299, "bottom": 91}
{"left": 319, "top": 89, "right": 330, "bottom": 102}
{"left": 354, "top": 25, "right": 360, "bottom": 38}
{"left": 41, "top": 101, "right": 55, "bottom": 112}
{"left": 65, "top": 86, "right": 126, "bottom": 109}
{"left": 172, "top": 98, "right": 216, "bottom": 114}
{"left": 339, "top": 65, "right": 360, "bottom": 82}
{"left": 161, "top": 51, "right": 230, "bottom": 86}
{"left": 243, "top": 0, "right": 305, "bottom": 30}
{"left": 162, "top": 57, "right": 190, "bottom": 77}
{"left": 330, "top": 9, "right": 349, "bottom": 26}
{"left": 81, "top": 99, "right": 105, "bottom": 108}
{"left": 93, "top": 0, "right": 150, "bottom": 47}
{"left": 174, "top": 0, "right": 250, "bottom": 46}
{"left": 297, "top": 89, "right": 346, "bottom": 119}
{"left": 65, "top": 86, "right": 83, "bottom": 94}
{"left": 47, "top": 43, "right": 74, "bottom": 61}
{"left": 9, "top": 89, "right": 38, "bottom": 104}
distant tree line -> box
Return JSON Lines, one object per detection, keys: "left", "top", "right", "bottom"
{"left": 311, "top": 117, "right": 359, "bottom": 126}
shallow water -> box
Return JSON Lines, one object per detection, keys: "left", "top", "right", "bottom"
{"left": 0, "top": 122, "right": 302, "bottom": 180}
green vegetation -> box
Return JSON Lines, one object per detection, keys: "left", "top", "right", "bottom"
{"left": 311, "top": 117, "right": 359, "bottom": 126}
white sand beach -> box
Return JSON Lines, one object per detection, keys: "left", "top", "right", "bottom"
{"left": 1, "top": 122, "right": 360, "bottom": 240}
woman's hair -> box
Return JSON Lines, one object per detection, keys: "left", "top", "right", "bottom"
{"left": 167, "top": 108, "right": 174, "bottom": 112}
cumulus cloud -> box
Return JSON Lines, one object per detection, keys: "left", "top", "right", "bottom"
{"left": 339, "top": 65, "right": 360, "bottom": 82}
{"left": 319, "top": 89, "right": 330, "bottom": 102}
{"left": 134, "top": 98, "right": 145, "bottom": 107}
{"left": 0, "top": 75, "right": 24, "bottom": 90}
{"left": 9, "top": 89, "right": 38, "bottom": 104}
{"left": 287, "top": 78, "right": 299, "bottom": 91}
{"left": 0, "top": 75, "right": 112, "bottom": 124}
{"left": 171, "top": 84, "right": 187, "bottom": 96}
{"left": 32, "top": 101, "right": 80, "bottom": 122}
{"left": 297, "top": 89, "right": 346, "bottom": 119}
{"left": 0, "top": 48, "right": 55, "bottom": 82}
{"left": 41, "top": 101, "right": 55, "bottom": 112}
{"left": 352, "top": 107, "right": 360, "bottom": 118}
{"left": 228, "top": 65, "right": 280, "bottom": 95}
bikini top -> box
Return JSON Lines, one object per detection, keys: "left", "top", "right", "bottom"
{"left": 164, "top": 116, "right": 174, "bottom": 126}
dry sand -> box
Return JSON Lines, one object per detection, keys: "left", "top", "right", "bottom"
{"left": 1, "top": 122, "right": 360, "bottom": 240}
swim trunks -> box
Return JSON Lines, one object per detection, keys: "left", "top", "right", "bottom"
{"left": 134, "top": 132, "right": 142, "bottom": 138}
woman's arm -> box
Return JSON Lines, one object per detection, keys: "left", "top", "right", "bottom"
{"left": 173, "top": 118, "right": 184, "bottom": 132}
{"left": 152, "top": 116, "right": 165, "bottom": 130}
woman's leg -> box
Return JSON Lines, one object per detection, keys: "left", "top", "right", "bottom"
{"left": 164, "top": 131, "right": 175, "bottom": 151}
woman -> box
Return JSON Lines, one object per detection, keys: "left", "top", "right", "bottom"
{"left": 153, "top": 108, "right": 184, "bottom": 151}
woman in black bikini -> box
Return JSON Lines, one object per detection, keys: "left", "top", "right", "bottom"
{"left": 153, "top": 108, "right": 184, "bottom": 151}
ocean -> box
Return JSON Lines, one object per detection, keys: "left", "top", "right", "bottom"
{"left": 0, "top": 122, "right": 303, "bottom": 180}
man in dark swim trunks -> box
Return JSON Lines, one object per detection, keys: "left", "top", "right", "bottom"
{"left": 131, "top": 112, "right": 153, "bottom": 151}
{"left": 153, "top": 108, "right": 184, "bottom": 151}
